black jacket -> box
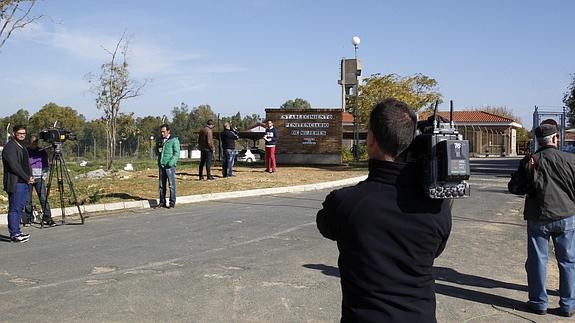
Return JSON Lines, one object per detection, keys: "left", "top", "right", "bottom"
{"left": 317, "top": 159, "right": 452, "bottom": 323}
{"left": 508, "top": 146, "right": 575, "bottom": 220}
{"left": 221, "top": 128, "right": 239, "bottom": 150}
{"left": 2, "top": 139, "right": 32, "bottom": 193}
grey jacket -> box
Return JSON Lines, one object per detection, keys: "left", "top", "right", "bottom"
{"left": 508, "top": 146, "right": 575, "bottom": 220}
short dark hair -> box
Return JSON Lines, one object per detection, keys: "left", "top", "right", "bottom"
{"left": 160, "top": 124, "right": 170, "bottom": 131}
{"left": 206, "top": 120, "right": 214, "bottom": 126}
{"left": 12, "top": 124, "right": 26, "bottom": 133}
{"left": 368, "top": 99, "right": 417, "bottom": 157}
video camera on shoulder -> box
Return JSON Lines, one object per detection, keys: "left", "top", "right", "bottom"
{"left": 39, "top": 127, "right": 77, "bottom": 144}
{"left": 409, "top": 100, "right": 470, "bottom": 199}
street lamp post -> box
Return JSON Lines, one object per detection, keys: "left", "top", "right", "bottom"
{"left": 352, "top": 35, "right": 361, "bottom": 161}
{"left": 150, "top": 136, "right": 154, "bottom": 159}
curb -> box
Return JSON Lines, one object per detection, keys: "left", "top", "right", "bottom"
{"left": 0, "top": 175, "right": 367, "bottom": 225}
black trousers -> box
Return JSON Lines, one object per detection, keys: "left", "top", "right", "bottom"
{"left": 199, "top": 150, "right": 213, "bottom": 178}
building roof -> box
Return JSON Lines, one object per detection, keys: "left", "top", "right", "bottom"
{"left": 342, "top": 112, "right": 354, "bottom": 123}
{"left": 419, "top": 111, "right": 516, "bottom": 123}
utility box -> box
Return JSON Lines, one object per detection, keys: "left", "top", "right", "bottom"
{"left": 339, "top": 59, "right": 362, "bottom": 86}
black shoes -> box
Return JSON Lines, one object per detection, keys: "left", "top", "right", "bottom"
{"left": 526, "top": 303, "right": 546, "bottom": 315}
{"left": 43, "top": 219, "right": 57, "bottom": 227}
{"left": 11, "top": 233, "right": 30, "bottom": 243}
{"left": 559, "top": 309, "right": 575, "bottom": 317}
{"left": 207, "top": 176, "right": 215, "bottom": 180}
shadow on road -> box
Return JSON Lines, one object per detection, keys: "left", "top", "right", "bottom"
{"left": 302, "top": 264, "right": 340, "bottom": 278}
{"left": 434, "top": 266, "right": 559, "bottom": 314}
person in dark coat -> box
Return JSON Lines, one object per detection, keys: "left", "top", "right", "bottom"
{"left": 2, "top": 125, "right": 35, "bottom": 243}
{"left": 508, "top": 124, "right": 575, "bottom": 317}
{"left": 316, "top": 99, "right": 452, "bottom": 322}
{"left": 198, "top": 120, "right": 215, "bottom": 180}
{"left": 221, "top": 122, "right": 239, "bottom": 177}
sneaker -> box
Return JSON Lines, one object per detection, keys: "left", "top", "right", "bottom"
{"left": 43, "top": 219, "right": 57, "bottom": 227}
{"left": 11, "top": 234, "right": 29, "bottom": 243}
{"left": 169, "top": 203, "right": 175, "bottom": 209}
{"left": 559, "top": 309, "right": 575, "bottom": 317}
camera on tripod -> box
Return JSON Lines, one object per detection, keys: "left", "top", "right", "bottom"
{"left": 39, "top": 127, "right": 77, "bottom": 144}
{"left": 409, "top": 100, "right": 471, "bottom": 199}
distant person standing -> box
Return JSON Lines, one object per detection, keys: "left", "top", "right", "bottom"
{"left": 2, "top": 125, "right": 34, "bottom": 243}
{"left": 24, "top": 134, "right": 56, "bottom": 226}
{"left": 221, "top": 122, "right": 239, "bottom": 177}
{"left": 198, "top": 120, "right": 215, "bottom": 180}
{"left": 157, "top": 124, "right": 180, "bottom": 208}
{"left": 508, "top": 124, "right": 575, "bottom": 318}
{"left": 263, "top": 120, "right": 278, "bottom": 173}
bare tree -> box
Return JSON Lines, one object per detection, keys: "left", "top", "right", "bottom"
{"left": 0, "top": 0, "right": 44, "bottom": 49}
{"left": 87, "top": 33, "right": 146, "bottom": 170}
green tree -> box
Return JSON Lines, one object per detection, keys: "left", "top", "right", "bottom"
{"left": 169, "top": 102, "right": 194, "bottom": 144}
{"left": 28, "top": 102, "right": 86, "bottom": 134}
{"left": 116, "top": 113, "right": 139, "bottom": 158}
{"left": 280, "top": 98, "right": 311, "bottom": 110}
{"left": 240, "top": 113, "right": 261, "bottom": 130}
{"left": 80, "top": 119, "right": 107, "bottom": 160}
{"left": 356, "top": 73, "right": 442, "bottom": 126}
{"left": 563, "top": 73, "right": 575, "bottom": 127}
{"left": 0, "top": 0, "right": 44, "bottom": 49}
{"left": 0, "top": 108, "right": 30, "bottom": 142}
{"left": 465, "top": 105, "right": 522, "bottom": 123}
{"left": 87, "top": 33, "right": 146, "bottom": 169}
{"left": 137, "top": 115, "right": 163, "bottom": 158}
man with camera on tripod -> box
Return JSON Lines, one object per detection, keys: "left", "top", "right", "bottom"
{"left": 316, "top": 99, "right": 452, "bottom": 322}
{"left": 2, "top": 125, "right": 34, "bottom": 243}
{"left": 24, "top": 134, "right": 56, "bottom": 227}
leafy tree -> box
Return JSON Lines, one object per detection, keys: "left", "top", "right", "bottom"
{"left": 116, "top": 112, "right": 139, "bottom": 158}
{"left": 80, "top": 119, "right": 107, "bottom": 160}
{"left": 169, "top": 102, "right": 194, "bottom": 144}
{"left": 563, "top": 73, "right": 575, "bottom": 127}
{"left": 0, "top": 108, "right": 29, "bottom": 142}
{"left": 87, "top": 33, "right": 147, "bottom": 169}
{"left": 136, "top": 115, "right": 163, "bottom": 158}
{"left": 356, "top": 73, "right": 442, "bottom": 126}
{"left": 240, "top": 113, "right": 261, "bottom": 130}
{"left": 0, "top": 0, "right": 44, "bottom": 49}
{"left": 28, "top": 102, "right": 86, "bottom": 134}
{"left": 465, "top": 105, "right": 522, "bottom": 123}
{"left": 280, "top": 98, "right": 311, "bottom": 110}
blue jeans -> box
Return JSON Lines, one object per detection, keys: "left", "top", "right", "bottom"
{"left": 159, "top": 166, "right": 176, "bottom": 206}
{"left": 8, "top": 183, "right": 30, "bottom": 237}
{"left": 526, "top": 215, "right": 575, "bottom": 312}
{"left": 222, "top": 149, "right": 236, "bottom": 177}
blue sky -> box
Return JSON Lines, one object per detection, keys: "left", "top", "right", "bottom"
{"left": 0, "top": 0, "right": 573, "bottom": 128}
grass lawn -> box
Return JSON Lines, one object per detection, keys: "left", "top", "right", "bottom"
{"left": 0, "top": 158, "right": 368, "bottom": 213}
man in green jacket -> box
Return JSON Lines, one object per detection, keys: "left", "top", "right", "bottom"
{"left": 157, "top": 124, "right": 180, "bottom": 208}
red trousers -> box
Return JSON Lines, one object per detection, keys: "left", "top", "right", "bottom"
{"left": 265, "top": 146, "right": 276, "bottom": 172}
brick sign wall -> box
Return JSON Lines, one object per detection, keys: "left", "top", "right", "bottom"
{"left": 265, "top": 108, "right": 342, "bottom": 164}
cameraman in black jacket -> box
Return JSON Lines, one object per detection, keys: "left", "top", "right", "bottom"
{"left": 317, "top": 99, "right": 451, "bottom": 322}
{"left": 508, "top": 124, "right": 575, "bottom": 317}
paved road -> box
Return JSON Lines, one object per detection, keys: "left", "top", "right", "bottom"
{"left": 1, "top": 157, "right": 572, "bottom": 322}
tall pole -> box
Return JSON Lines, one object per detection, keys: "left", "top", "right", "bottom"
{"left": 352, "top": 36, "right": 361, "bottom": 161}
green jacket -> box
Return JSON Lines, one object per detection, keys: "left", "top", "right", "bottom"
{"left": 157, "top": 136, "right": 180, "bottom": 167}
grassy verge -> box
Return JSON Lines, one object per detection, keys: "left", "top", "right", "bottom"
{"left": 0, "top": 159, "right": 368, "bottom": 212}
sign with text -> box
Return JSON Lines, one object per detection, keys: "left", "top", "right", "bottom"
{"left": 265, "top": 108, "right": 342, "bottom": 164}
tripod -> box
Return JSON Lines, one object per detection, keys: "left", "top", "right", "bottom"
{"left": 41, "top": 142, "right": 84, "bottom": 226}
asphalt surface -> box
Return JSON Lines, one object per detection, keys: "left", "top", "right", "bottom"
{"left": 1, "top": 157, "right": 573, "bottom": 322}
